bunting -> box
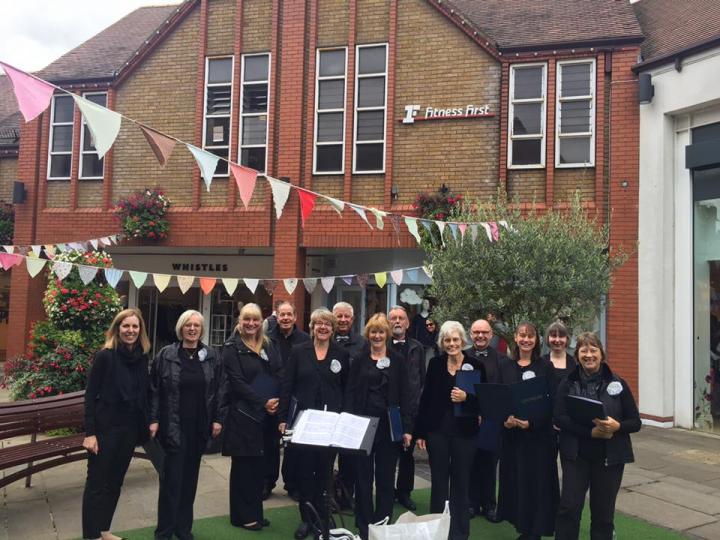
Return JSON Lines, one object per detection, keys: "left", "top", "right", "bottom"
{"left": 0, "top": 61, "right": 54, "bottom": 122}
{"left": 349, "top": 204, "right": 373, "bottom": 229}
{"left": 129, "top": 271, "right": 147, "bottom": 288}
{"left": 73, "top": 94, "right": 122, "bottom": 159}
{"left": 187, "top": 144, "right": 219, "bottom": 191}
{"left": 321, "top": 276, "right": 335, "bottom": 293}
{"left": 104, "top": 268, "right": 123, "bottom": 288}
{"left": 244, "top": 278, "right": 259, "bottom": 294}
{"left": 177, "top": 275, "right": 195, "bottom": 294}
{"left": 404, "top": 217, "right": 422, "bottom": 244}
{"left": 303, "top": 278, "right": 317, "bottom": 294}
{"left": 25, "top": 256, "right": 46, "bottom": 278}
{"left": 52, "top": 260, "right": 72, "bottom": 280}
{"left": 283, "top": 278, "right": 298, "bottom": 294}
{"left": 325, "top": 196, "right": 345, "bottom": 216}
{"left": 199, "top": 277, "right": 216, "bottom": 295}
{"left": 139, "top": 125, "right": 176, "bottom": 167}
{"left": 268, "top": 177, "right": 291, "bottom": 220}
{"left": 375, "top": 271, "right": 387, "bottom": 288}
{"left": 369, "top": 208, "right": 387, "bottom": 230}
{"left": 153, "top": 273, "right": 171, "bottom": 293}
{"left": 390, "top": 269, "right": 403, "bottom": 286}
{"left": 298, "top": 189, "right": 317, "bottom": 227}
{"left": 231, "top": 163, "right": 258, "bottom": 210}
{"left": 78, "top": 265, "right": 99, "bottom": 285}
{"left": 222, "top": 277, "right": 239, "bottom": 296}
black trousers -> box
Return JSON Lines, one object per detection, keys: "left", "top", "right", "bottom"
{"left": 282, "top": 444, "right": 299, "bottom": 492}
{"left": 426, "top": 431, "right": 476, "bottom": 540}
{"left": 469, "top": 448, "right": 498, "bottom": 511}
{"left": 81, "top": 426, "right": 138, "bottom": 539}
{"left": 296, "top": 446, "right": 335, "bottom": 524}
{"left": 354, "top": 425, "right": 400, "bottom": 540}
{"left": 338, "top": 453, "right": 356, "bottom": 500}
{"left": 555, "top": 458, "right": 624, "bottom": 540}
{"left": 395, "top": 440, "right": 415, "bottom": 496}
{"left": 264, "top": 420, "right": 281, "bottom": 491}
{"left": 230, "top": 456, "right": 265, "bottom": 526}
{"left": 155, "top": 432, "right": 204, "bottom": 540}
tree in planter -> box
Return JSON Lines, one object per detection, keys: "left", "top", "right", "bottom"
{"left": 425, "top": 194, "right": 627, "bottom": 346}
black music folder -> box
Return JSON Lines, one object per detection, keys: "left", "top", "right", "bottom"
{"left": 565, "top": 395, "right": 607, "bottom": 427}
{"left": 388, "top": 405, "right": 403, "bottom": 442}
{"left": 476, "top": 376, "right": 552, "bottom": 422}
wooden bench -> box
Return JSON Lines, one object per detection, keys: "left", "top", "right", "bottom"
{"left": 0, "top": 390, "right": 151, "bottom": 488}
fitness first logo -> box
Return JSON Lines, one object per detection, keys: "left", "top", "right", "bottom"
{"left": 402, "top": 103, "right": 492, "bottom": 124}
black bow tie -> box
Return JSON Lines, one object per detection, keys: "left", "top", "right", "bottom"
{"left": 335, "top": 335, "right": 350, "bottom": 343}
{"left": 474, "top": 349, "right": 488, "bottom": 357}
{"left": 393, "top": 339, "right": 406, "bottom": 345}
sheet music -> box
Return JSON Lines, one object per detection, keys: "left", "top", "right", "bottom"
{"left": 331, "top": 413, "right": 371, "bottom": 449}
{"left": 291, "top": 409, "right": 339, "bottom": 446}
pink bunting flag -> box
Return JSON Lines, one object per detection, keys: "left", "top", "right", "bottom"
{"left": 298, "top": 189, "right": 317, "bottom": 227}
{"left": 139, "top": 125, "right": 176, "bottom": 167}
{"left": 0, "top": 62, "right": 54, "bottom": 122}
{"left": 489, "top": 221, "right": 499, "bottom": 241}
{"left": 0, "top": 252, "right": 22, "bottom": 270}
{"left": 458, "top": 223, "right": 468, "bottom": 238}
{"left": 199, "top": 277, "right": 216, "bottom": 295}
{"left": 230, "top": 163, "right": 258, "bottom": 210}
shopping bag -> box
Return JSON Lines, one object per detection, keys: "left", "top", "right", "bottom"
{"left": 368, "top": 501, "right": 450, "bottom": 540}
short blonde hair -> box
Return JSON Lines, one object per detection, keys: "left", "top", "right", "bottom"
{"left": 575, "top": 332, "right": 606, "bottom": 363}
{"left": 310, "top": 308, "right": 336, "bottom": 337}
{"left": 437, "top": 320, "right": 468, "bottom": 351}
{"left": 103, "top": 308, "right": 151, "bottom": 354}
{"left": 175, "top": 309, "right": 204, "bottom": 341}
{"left": 363, "top": 313, "right": 391, "bottom": 341}
{"left": 237, "top": 302, "right": 270, "bottom": 346}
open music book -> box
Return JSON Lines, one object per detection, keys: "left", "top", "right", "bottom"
{"left": 290, "top": 409, "right": 377, "bottom": 452}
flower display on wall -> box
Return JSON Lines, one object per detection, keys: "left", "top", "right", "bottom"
{"left": 114, "top": 188, "right": 170, "bottom": 240}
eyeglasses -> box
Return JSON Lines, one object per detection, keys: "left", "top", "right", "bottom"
{"left": 314, "top": 321, "right": 333, "bottom": 328}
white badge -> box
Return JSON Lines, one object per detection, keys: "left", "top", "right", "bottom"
{"left": 330, "top": 359, "right": 342, "bottom": 374}
{"left": 259, "top": 349, "right": 269, "bottom": 361}
{"left": 607, "top": 381, "right": 623, "bottom": 396}
{"left": 522, "top": 370, "right": 536, "bottom": 381}
{"left": 377, "top": 357, "right": 391, "bottom": 369}
{"left": 198, "top": 348, "right": 207, "bottom": 361}
{"left": 461, "top": 363, "right": 475, "bottom": 371}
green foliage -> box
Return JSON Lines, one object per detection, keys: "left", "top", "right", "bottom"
{"left": 114, "top": 188, "right": 170, "bottom": 240}
{"left": 426, "top": 193, "right": 627, "bottom": 344}
{"left": 0, "top": 203, "right": 14, "bottom": 245}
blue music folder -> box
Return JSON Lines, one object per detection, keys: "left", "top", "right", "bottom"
{"left": 387, "top": 406, "right": 403, "bottom": 442}
{"left": 454, "top": 370, "right": 482, "bottom": 417}
{"left": 251, "top": 373, "right": 280, "bottom": 401}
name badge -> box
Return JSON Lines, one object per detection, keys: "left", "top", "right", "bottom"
{"left": 259, "top": 349, "right": 269, "bottom": 361}
{"left": 522, "top": 370, "right": 536, "bottom": 381}
{"left": 330, "top": 359, "right": 342, "bottom": 373}
{"left": 461, "top": 363, "right": 475, "bottom": 371}
{"left": 607, "top": 381, "right": 623, "bottom": 396}
{"left": 377, "top": 357, "right": 391, "bottom": 369}
{"left": 198, "top": 348, "right": 207, "bottom": 361}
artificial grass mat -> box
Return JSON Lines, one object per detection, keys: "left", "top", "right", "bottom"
{"left": 114, "top": 488, "right": 688, "bottom": 539}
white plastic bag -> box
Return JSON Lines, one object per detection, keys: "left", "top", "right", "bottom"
{"left": 368, "top": 501, "right": 451, "bottom": 540}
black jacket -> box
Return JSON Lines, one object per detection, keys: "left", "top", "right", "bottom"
{"left": 280, "top": 341, "right": 350, "bottom": 422}
{"left": 498, "top": 354, "right": 557, "bottom": 432}
{"left": 414, "top": 351, "right": 485, "bottom": 439}
{"left": 334, "top": 331, "right": 368, "bottom": 365}
{"left": 554, "top": 362, "right": 641, "bottom": 466}
{"left": 466, "top": 346, "right": 507, "bottom": 384}
{"left": 149, "top": 342, "right": 226, "bottom": 452}
{"left": 221, "top": 335, "right": 283, "bottom": 456}
{"left": 388, "top": 337, "right": 426, "bottom": 416}
{"left": 268, "top": 324, "right": 311, "bottom": 365}
{"left": 345, "top": 345, "right": 413, "bottom": 433}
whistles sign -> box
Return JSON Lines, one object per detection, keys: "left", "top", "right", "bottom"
{"left": 401, "top": 104, "right": 494, "bottom": 124}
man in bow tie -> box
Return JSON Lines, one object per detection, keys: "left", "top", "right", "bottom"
{"left": 468, "top": 319, "right": 509, "bottom": 523}
{"left": 388, "top": 306, "right": 426, "bottom": 511}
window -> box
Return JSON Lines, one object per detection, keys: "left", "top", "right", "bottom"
{"left": 239, "top": 53, "right": 270, "bottom": 174}
{"left": 48, "top": 94, "right": 74, "bottom": 179}
{"left": 354, "top": 44, "right": 387, "bottom": 173}
{"left": 314, "top": 48, "right": 347, "bottom": 174}
{"left": 203, "top": 56, "right": 233, "bottom": 176}
{"left": 508, "top": 63, "right": 546, "bottom": 168}
{"left": 79, "top": 92, "right": 107, "bottom": 179}
{"left": 556, "top": 59, "right": 595, "bottom": 167}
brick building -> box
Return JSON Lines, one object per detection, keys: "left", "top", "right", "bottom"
{"left": 6, "top": 0, "right": 642, "bottom": 395}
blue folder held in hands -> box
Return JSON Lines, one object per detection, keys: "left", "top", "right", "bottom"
{"left": 387, "top": 405, "right": 403, "bottom": 442}
{"left": 454, "top": 370, "right": 482, "bottom": 417}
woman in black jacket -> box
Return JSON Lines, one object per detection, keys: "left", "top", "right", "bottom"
{"left": 279, "top": 308, "right": 350, "bottom": 539}
{"left": 554, "top": 332, "right": 641, "bottom": 540}
{"left": 82, "top": 308, "right": 152, "bottom": 540}
{"left": 345, "top": 313, "right": 412, "bottom": 540}
{"left": 414, "top": 320, "right": 484, "bottom": 540}
{"left": 149, "top": 309, "right": 226, "bottom": 540}
{"left": 497, "top": 321, "right": 559, "bottom": 540}
{"left": 222, "top": 303, "right": 283, "bottom": 531}
{"left": 542, "top": 320, "right": 577, "bottom": 382}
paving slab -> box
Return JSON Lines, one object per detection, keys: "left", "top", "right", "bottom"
{"left": 621, "top": 471, "right": 663, "bottom": 488}
{"left": 661, "top": 475, "right": 720, "bottom": 495}
{"left": 685, "top": 520, "right": 720, "bottom": 539}
{"left": 616, "top": 491, "right": 717, "bottom": 531}
{"left": 629, "top": 481, "right": 720, "bottom": 515}
{"left": 631, "top": 447, "right": 675, "bottom": 470}
{"left": 654, "top": 461, "right": 720, "bottom": 483}
{"left": 5, "top": 498, "right": 57, "bottom": 540}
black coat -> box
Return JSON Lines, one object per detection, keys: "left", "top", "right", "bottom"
{"left": 466, "top": 346, "right": 507, "bottom": 384}
{"left": 149, "top": 342, "right": 226, "bottom": 452}
{"left": 388, "top": 337, "right": 426, "bottom": 416}
{"left": 267, "top": 324, "right": 311, "bottom": 365}
{"left": 541, "top": 352, "right": 578, "bottom": 383}
{"left": 221, "top": 335, "right": 283, "bottom": 457}
{"left": 345, "top": 346, "right": 413, "bottom": 433}
{"left": 334, "top": 331, "right": 368, "bottom": 365}
{"left": 413, "top": 352, "right": 485, "bottom": 439}
{"left": 554, "top": 362, "right": 641, "bottom": 466}
{"left": 279, "top": 341, "right": 350, "bottom": 422}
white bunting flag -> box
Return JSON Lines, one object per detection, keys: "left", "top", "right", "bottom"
{"left": 404, "top": 217, "right": 422, "bottom": 244}
{"left": 436, "top": 221, "right": 446, "bottom": 240}
{"left": 321, "top": 276, "right": 335, "bottom": 293}
{"left": 109, "top": 235, "right": 118, "bottom": 244}
{"left": 470, "top": 224, "right": 479, "bottom": 242}
{"left": 177, "top": 275, "right": 194, "bottom": 294}
{"left": 268, "top": 177, "right": 291, "bottom": 220}
{"left": 480, "top": 222, "right": 492, "bottom": 242}
{"left": 129, "top": 271, "right": 147, "bottom": 288}
{"left": 31, "top": 245, "right": 42, "bottom": 257}
{"left": 422, "top": 264, "right": 433, "bottom": 278}
{"left": 78, "top": 265, "right": 99, "bottom": 285}
{"left": 349, "top": 205, "right": 373, "bottom": 229}
{"left": 90, "top": 239, "right": 99, "bottom": 250}
{"left": 283, "top": 278, "right": 298, "bottom": 294}
{"left": 100, "top": 237, "right": 111, "bottom": 246}
{"left": 303, "top": 278, "right": 317, "bottom": 294}
{"left": 222, "top": 278, "right": 239, "bottom": 296}
{"left": 2, "top": 245, "right": 14, "bottom": 254}
{"left": 369, "top": 208, "right": 387, "bottom": 230}
{"left": 104, "top": 268, "right": 123, "bottom": 288}
{"left": 325, "top": 196, "right": 345, "bottom": 216}
{"left": 390, "top": 269, "right": 403, "bottom": 286}
{"left": 52, "top": 261, "right": 72, "bottom": 281}
{"left": 244, "top": 278, "right": 259, "bottom": 294}
{"left": 25, "top": 257, "right": 46, "bottom": 278}
{"left": 72, "top": 94, "right": 122, "bottom": 159}
{"left": 153, "top": 273, "right": 171, "bottom": 293}
{"left": 187, "top": 144, "right": 219, "bottom": 191}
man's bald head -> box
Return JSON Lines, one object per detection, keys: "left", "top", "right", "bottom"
{"left": 470, "top": 319, "right": 493, "bottom": 350}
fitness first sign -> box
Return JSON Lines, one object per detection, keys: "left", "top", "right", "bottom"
{"left": 401, "top": 103, "right": 494, "bottom": 124}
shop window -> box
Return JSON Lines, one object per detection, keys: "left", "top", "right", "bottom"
{"left": 79, "top": 92, "right": 107, "bottom": 180}
{"left": 314, "top": 48, "right": 347, "bottom": 174}
{"left": 508, "top": 63, "right": 546, "bottom": 168}
{"left": 48, "top": 94, "right": 74, "bottom": 180}
{"left": 240, "top": 53, "right": 270, "bottom": 174}
{"left": 556, "top": 59, "right": 595, "bottom": 167}
{"left": 354, "top": 44, "right": 387, "bottom": 173}
{"left": 203, "top": 56, "right": 233, "bottom": 176}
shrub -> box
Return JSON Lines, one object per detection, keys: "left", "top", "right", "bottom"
{"left": 114, "top": 188, "right": 170, "bottom": 240}
{"left": 0, "top": 203, "right": 14, "bottom": 245}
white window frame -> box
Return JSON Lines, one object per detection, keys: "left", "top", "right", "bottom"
{"left": 508, "top": 62, "right": 547, "bottom": 169}
{"left": 238, "top": 52, "right": 270, "bottom": 175}
{"left": 555, "top": 58, "right": 596, "bottom": 168}
{"left": 353, "top": 43, "right": 388, "bottom": 174}
{"left": 47, "top": 94, "right": 74, "bottom": 180}
{"left": 313, "top": 47, "right": 347, "bottom": 175}
{"left": 79, "top": 91, "right": 107, "bottom": 180}
{"left": 202, "top": 55, "right": 234, "bottom": 178}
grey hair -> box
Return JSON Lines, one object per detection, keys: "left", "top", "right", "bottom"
{"left": 437, "top": 320, "right": 468, "bottom": 350}
{"left": 332, "top": 301, "right": 354, "bottom": 317}
{"left": 175, "top": 309, "right": 204, "bottom": 341}
{"left": 388, "top": 305, "right": 408, "bottom": 316}
{"left": 309, "top": 308, "right": 337, "bottom": 337}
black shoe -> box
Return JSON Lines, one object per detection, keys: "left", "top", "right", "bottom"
{"left": 261, "top": 518, "right": 270, "bottom": 527}
{"left": 239, "top": 522, "right": 263, "bottom": 531}
{"left": 468, "top": 506, "right": 477, "bottom": 519}
{"left": 397, "top": 493, "right": 417, "bottom": 511}
{"left": 294, "top": 522, "right": 311, "bottom": 539}
{"left": 289, "top": 489, "right": 300, "bottom": 502}
{"left": 486, "top": 507, "right": 501, "bottom": 523}
{"left": 262, "top": 486, "right": 272, "bottom": 500}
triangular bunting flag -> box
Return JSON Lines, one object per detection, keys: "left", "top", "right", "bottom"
{"left": 2, "top": 246, "right": 14, "bottom": 254}
{"left": 421, "top": 220, "right": 433, "bottom": 234}
{"left": 480, "top": 222, "right": 492, "bottom": 242}
{"left": 489, "top": 221, "right": 500, "bottom": 241}
{"left": 298, "top": 189, "right": 317, "bottom": 227}
{"left": 499, "top": 220, "right": 509, "bottom": 230}
{"left": 52, "top": 260, "right": 72, "bottom": 280}
{"left": 129, "top": 271, "right": 147, "bottom": 288}
{"left": 177, "top": 275, "right": 194, "bottom": 294}
{"left": 187, "top": 144, "right": 219, "bottom": 191}
{"left": 325, "top": 196, "right": 345, "bottom": 216}
{"left": 222, "top": 278, "right": 239, "bottom": 296}
{"left": 436, "top": 221, "right": 446, "bottom": 238}
{"left": 199, "top": 277, "right": 216, "bottom": 295}
{"left": 104, "top": 268, "right": 123, "bottom": 288}
{"left": 72, "top": 94, "right": 122, "bottom": 159}
{"left": 448, "top": 223, "right": 458, "bottom": 242}
{"left": 55, "top": 243, "right": 67, "bottom": 252}
{"left": 0, "top": 62, "right": 55, "bottom": 122}
{"left": 470, "top": 224, "right": 479, "bottom": 242}
{"left": 321, "top": 276, "right": 335, "bottom": 293}
{"left": 262, "top": 280, "right": 278, "bottom": 295}
{"left": 230, "top": 163, "right": 258, "bottom": 210}
{"left": 109, "top": 235, "right": 118, "bottom": 244}
{"left": 0, "top": 253, "right": 21, "bottom": 270}
{"left": 390, "top": 269, "right": 403, "bottom": 286}
{"left": 268, "top": 177, "right": 291, "bottom": 220}
{"left": 404, "top": 217, "right": 422, "bottom": 244}
{"left": 139, "top": 125, "right": 176, "bottom": 167}
{"left": 78, "top": 265, "right": 99, "bottom": 285}
{"left": 90, "top": 239, "right": 99, "bottom": 250}
{"left": 153, "top": 273, "right": 171, "bottom": 293}
{"left": 459, "top": 223, "right": 468, "bottom": 238}
{"left": 31, "top": 245, "right": 41, "bottom": 257}
{"left": 283, "top": 278, "right": 298, "bottom": 295}
{"left": 68, "top": 242, "right": 84, "bottom": 251}
{"left": 341, "top": 276, "right": 353, "bottom": 285}
{"left": 374, "top": 271, "right": 387, "bottom": 288}
{"left": 100, "top": 237, "right": 111, "bottom": 246}
{"left": 244, "top": 278, "right": 259, "bottom": 294}
{"left": 349, "top": 205, "right": 373, "bottom": 229}
{"left": 303, "top": 278, "right": 317, "bottom": 294}
{"left": 422, "top": 265, "right": 433, "bottom": 278}
{"left": 357, "top": 273, "right": 369, "bottom": 288}
{"left": 369, "top": 208, "right": 386, "bottom": 230}
{"left": 25, "top": 256, "right": 46, "bottom": 278}
{"left": 44, "top": 244, "right": 56, "bottom": 258}
{"left": 407, "top": 268, "right": 418, "bottom": 283}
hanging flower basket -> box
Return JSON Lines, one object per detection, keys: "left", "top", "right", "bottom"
{"left": 412, "top": 184, "right": 464, "bottom": 221}
{"left": 114, "top": 188, "right": 171, "bottom": 241}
